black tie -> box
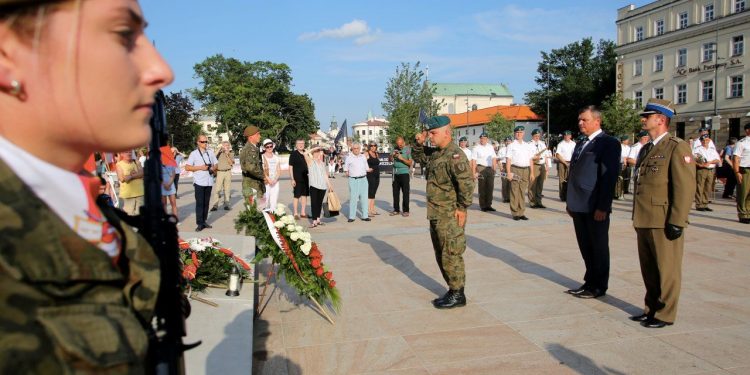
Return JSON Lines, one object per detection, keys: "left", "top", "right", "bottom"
{"left": 635, "top": 142, "right": 654, "bottom": 169}
{"left": 571, "top": 139, "right": 588, "bottom": 163}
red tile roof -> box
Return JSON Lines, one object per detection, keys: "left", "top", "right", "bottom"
{"left": 447, "top": 105, "right": 542, "bottom": 128}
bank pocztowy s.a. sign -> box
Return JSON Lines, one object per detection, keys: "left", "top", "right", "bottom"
{"left": 675, "top": 58, "right": 743, "bottom": 77}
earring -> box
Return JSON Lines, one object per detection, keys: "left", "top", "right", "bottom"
{"left": 9, "top": 80, "right": 22, "bottom": 97}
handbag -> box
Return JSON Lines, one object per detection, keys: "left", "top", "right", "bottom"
{"left": 326, "top": 190, "right": 341, "bottom": 217}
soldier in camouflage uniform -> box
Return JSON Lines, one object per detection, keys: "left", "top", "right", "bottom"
{"left": 0, "top": 0, "right": 173, "bottom": 371}
{"left": 412, "top": 116, "right": 475, "bottom": 309}
{"left": 240, "top": 125, "right": 266, "bottom": 203}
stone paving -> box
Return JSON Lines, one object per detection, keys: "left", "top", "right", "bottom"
{"left": 175, "top": 170, "right": 750, "bottom": 375}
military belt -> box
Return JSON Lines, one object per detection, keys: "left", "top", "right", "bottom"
{"left": 350, "top": 175, "right": 366, "bottom": 179}
{"left": 511, "top": 165, "right": 529, "bottom": 169}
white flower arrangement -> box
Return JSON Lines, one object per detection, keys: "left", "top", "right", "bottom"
{"left": 274, "top": 203, "right": 286, "bottom": 216}
{"left": 273, "top": 221, "right": 285, "bottom": 229}
{"left": 290, "top": 232, "right": 300, "bottom": 241}
{"left": 300, "top": 242, "right": 312, "bottom": 255}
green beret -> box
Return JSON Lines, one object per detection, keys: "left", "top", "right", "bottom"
{"left": 425, "top": 116, "right": 450, "bottom": 130}
{"left": 531, "top": 129, "right": 541, "bottom": 135}
{"left": 637, "top": 131, "right": 648, "bottom": 138}
{"left": 562, "top": 130, "right": 572, "bottom": 135}
{"left": 0, "top": 0, "right": 49, "bottom": 7}
{"left": 459, "top": 136, "right": 468, "bottom": 142}
{"left": 243, "top": 125, "right": 260, "bottom": 136}
{"left": 619, "top": 135, "right": 630, "bottom": 141}
{"left": 479, "top": 132, "right": 488, "bottom": 138}
{"left": 504, "top": 136, "right": 512, "bottom": 142}
{"left": 514, "top": 126, "right": 525, "bottom": 132}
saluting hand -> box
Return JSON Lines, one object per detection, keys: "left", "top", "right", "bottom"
{"left": 455, "top": 209, "right": 467, "bottom": 227}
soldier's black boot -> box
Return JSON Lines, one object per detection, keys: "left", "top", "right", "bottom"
{"left": 432, "top": 290, "right": 451, "bottom": 306}
{"left": 434, "top": 288, "right": 466, "bottom": 309}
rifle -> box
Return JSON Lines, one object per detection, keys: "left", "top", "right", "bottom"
{"left": 141, "top": 90, "right": 200, "bottom": 374}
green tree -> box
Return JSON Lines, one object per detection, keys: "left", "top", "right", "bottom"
{"left": 525, "top": 38, "right": 617, "bottom": 135}
{"left": 601, "top": 92, "right": 641, "bottom": 138}
{"left": 484, "top": 113, "right": 514, "bottom": 142}
{"left": 382, "top": 62, "right": 442, "bottom": 145}
{"left": 164, "top": 91, "right": 201, "bottom": 153}
{"left": 190, "top": 55, "right": 319, "bottom": 150}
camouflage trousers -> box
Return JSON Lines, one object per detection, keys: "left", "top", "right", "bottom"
{"left": 429, "top": 217, "right": 466, "bottom": 290}
{"left": 242, "top": 177, "right": 265, "bottom": 204}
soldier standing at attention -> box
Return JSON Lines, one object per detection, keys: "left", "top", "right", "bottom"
{"left": 459, "top": 136, "right": 472, "bottom": 159}
{"left": 240, "top": 125, "right": 265, "bottom": 203}
{"left": 630, "top": 99, "right": 696, "bottom": 328}
{"left": 471, "top": 132, "right": 498, "bottom": 212}
{"left": 506, "top": 126, "right": 535, "bottom": 220}
{"left": 413, "top": 116, "right": 474, "bottom": 309}
{"left": 615, "top": 135, "right": 632, "bottom": 198}
{"left": 693, "top": 134, "right": 721, "bottom": 212}
{"left": 528, "top": 129, "right": 548, "bottom": 208}
{"left": 210, "top": 141, "right": 235, "bottom": 211}
{"left": 498, "top": 137, "right": 513, "bottom": 203}
{"left": 555, "top": 130, "right": 576, "bottom": 202}
{"left": 733, "top": 124, "right": 750, "bottom": 224}
{"left": 0, "top": 0, "right": 174, "bottom": 371}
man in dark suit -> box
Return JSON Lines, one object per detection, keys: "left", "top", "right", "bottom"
{"left": 565, "top": 105, "right": 621, "bottom": 299}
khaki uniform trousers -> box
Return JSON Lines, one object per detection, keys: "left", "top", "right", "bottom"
{"left": 528, "top": 164, "right": 546, "bottom": 205}
{"left": 501, "top": 162, "right": 510, "bottom": 202}
{"left": 509, "top": 166, "right": 530, "bottom": 216}
{"left": 694, "top": 168, "right": 714, "bottom": 209}
{"left": 738, "top": 167, "right": 750, "bottom": 220}
{"left": 210, "top": 170, "right": 232, "bottom": 208}
{"left": 429, "top": 218, "right": 466, "bottom": 290}
{"left": 636, "top": 228, "right": 684, "bottom": 323}
{"left": 557, "top": 162, "right": 569, "bottom": 201}
{"left": 476, "top": 165, "right": 495, "bottom": 209}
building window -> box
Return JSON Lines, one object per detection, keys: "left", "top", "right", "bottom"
{"left": 472, "top": 129, "right": 476, "bottom": 135}
{"left": 654, "top": 54, "right": 664, "bottom": 72}
{"left": 677, "top": 48, "right": 688, "bottom": 67}
{"left": 704, "top": 3, "right": 714, "bottom": 22}
{"left": 676, "top": 84, "right": 688, "bottom": 104}
{"left": 471, "top": 104, "right": 478, "bottom": 111}
{"left": 735, "top": 0, "right": 746, "bottom": 13}
{"left": 730, "top": 75, "right": 744, "bottom": 97}
{"left": 379, "top": 130, "right": 383, "bottom": 135}
{"left": 634, "top": 91, "right": 643, "bottom": 108}
{"left": 634, "top": 59, "right": 643, "bottom": 76}
{"left": 701, "top": 79, "right": 714, "bottom": 101}
{"left": 635, "top": 26, "right": 644, "bottom": 41}
{"left": 703, "top": 42, "right": 715, "bottom": 62}
{"left": 654, "top": 87, "right": 664, "bottom": 99}
{"left": 732, "top": 35, "right": 744, "bottom": 56}
{"left": 368, "top": 130, "right": 372, "bottom": 135}
{"left": 655, "top": 19, "right": 664, "bottom": 36}
{"left": 678, "top": 12, "right": 689, "bottom": 29}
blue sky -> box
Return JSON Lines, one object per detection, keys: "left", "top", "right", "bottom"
{"left": 142, "top": 0, "right": 649, "bottom": 132}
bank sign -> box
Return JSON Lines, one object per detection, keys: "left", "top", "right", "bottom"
{"left": 675, "top": 58, "right": 743, "bottom": 77}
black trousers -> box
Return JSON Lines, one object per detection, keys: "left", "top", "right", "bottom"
{"left": 392, "top": 173, "right": 410, "bottom": 213}
{"left": 571, "top": 211, "right": 610, "bottom": 292}
{"left": 174, "top": 173, "right": 180, "bottom": 193}
{"left": 310, "top": 186, "right": 326, "bottom": 221}
{"left": 194, "top": 184, "right": 212, "bottom": 226}
{"left": 477, "top": 166, "right": 495, "bottom": 209}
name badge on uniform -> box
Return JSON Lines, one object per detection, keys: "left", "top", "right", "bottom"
{"left": 74, "top": 215, "right": 103, "bottom": 242}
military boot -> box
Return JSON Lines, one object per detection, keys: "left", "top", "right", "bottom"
{"left": 433, "top": 288, "right": 466, "bottom": 309}
{"left": 432, "top": 290, "right": 451, "bottom": 306}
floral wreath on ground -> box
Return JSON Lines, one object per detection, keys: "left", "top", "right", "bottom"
{"left": 235, "top": 197, "right": 341, "bottom": 320}
{"left": 179, "top": 237, "right": 252, "bottom": 292}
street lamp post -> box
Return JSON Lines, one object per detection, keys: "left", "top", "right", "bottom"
{"left": 546, "top": 64, "right": 551, "bottom": 141}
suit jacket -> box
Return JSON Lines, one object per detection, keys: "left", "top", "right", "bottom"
{"left": 566, "top": 131, "right": 621, "bottom": 213}
{"left": 632, "top": 134, "right": 696, "bottom": 228}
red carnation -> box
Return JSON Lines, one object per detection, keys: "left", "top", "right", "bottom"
{"left": 219, "top": 248, "right": 233, "bottom": 256}
{"left": 311, "top": 258, "right": 321, "bottom": 269}
{"left": 309, "top": 249, "right": 321, "bottom": 259}
{"left": 316, "top": 268, "right": 324, "bottom": 276}
{"left": 324, "top": 271, "right": 333, "bottom": 280}
{"left": 182, "top": 264, "right": 197, "bottom": 280}
{"left": 179, "top": 242, "right": 190, "bottom": 250}
{"left": 329, "top": 280, "right": 336, "bottom": 288}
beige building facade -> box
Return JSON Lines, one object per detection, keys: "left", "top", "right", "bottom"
{"left": 616, "top": 0, "right": 749, "bottom": 145}
{"left": 433, "top": 83, "right": 514, "bottom": 115}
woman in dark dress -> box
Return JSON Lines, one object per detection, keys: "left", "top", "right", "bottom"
{"left": 366, "top": 142, "right": 381, "bottom": 216}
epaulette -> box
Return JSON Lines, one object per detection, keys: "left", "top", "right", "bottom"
{"left": 669, "top": 135, "right": 684, "bottom": 144}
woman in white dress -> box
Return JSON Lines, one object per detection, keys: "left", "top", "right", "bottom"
{"left": 262, "top": 139, "right": 281, "bottom": 211}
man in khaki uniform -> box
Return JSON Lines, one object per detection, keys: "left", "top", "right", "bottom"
{"left": 211, "top": 141, "right": 235, "bottom": 211}
{"left": 630, "top": 99, "right": 696, "bottom": 328}
{"left": 506, "top": 126, "right": 535, "bottom": 220}
{"left": 528, "top": 129, "right": 548, "bottom": 208}
{"left": 240, "top": 125, "right": 265, "bottom": 203}
{"left": 733, "top": 124, "right": 750, "bottom": 224}
{"left": 555, "top": 130, "right": 575, "bottom": 202}
{"left": 693, "top": 134, "right": 720, "bottom": 211}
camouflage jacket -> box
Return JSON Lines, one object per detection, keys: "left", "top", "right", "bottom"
{"left": 412, "top": 141, "right": 474, "bottom": 220}
{"left": 0, "top": 159, "right": 160, "bottom": 374}
{"left": 240, "top": 142, "right": 265, "bottom": 194}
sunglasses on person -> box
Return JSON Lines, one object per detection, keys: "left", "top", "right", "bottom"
{"left": 265, "top": 145, "right": 274, "bottom": 148}
{"left": 198, "top": 141, "right": 208, "bottom": 144}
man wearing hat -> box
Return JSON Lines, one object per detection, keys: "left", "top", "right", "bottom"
{"left": 692, "top": 127, "right": 716, "bottom": 151}
{"left": 555, "top": 130, "right": 576, "bottom": 201}
{"left": 459, "top": 136, "right": 471, "bottom": 159}
{"left": 240, "top": 125, "right": 265, "bottom": 204}
{"left": 565, "top": 106, "right": 621, "bottom": 300}
{"left": 627, "top": 131, "right": 651, "bottom": 185}
{"left": 210, "top": 140, "right": 235, "bottom": 211}
{"left": 471, "top": 132, "right": 498, "bottom": 212}
{"left": 733, "top": 124, "right": 750, "bottom": 223}
{"left": 497, "top": 137, "right": 513, "bottom": 202}
{"left": 614, "top": 135, "right": 632, "bottom": 198}
{"left": 631, "top": 99, "right": 696, "bottom": 328}
{"left": 413, "top": 116, "right": 474, "bottom": 309}
{"left": 528, "top": 129, "right": 548, "bottom": 208}
{"left": 694, "top": 134, "right": 721, "bottom": 211}
{"left": 505, "top": 126, "right": 535, "bottom": 220}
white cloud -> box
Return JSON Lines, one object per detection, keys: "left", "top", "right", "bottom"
{"left": 299, "top": 19, "right": 371, "bottom": 42}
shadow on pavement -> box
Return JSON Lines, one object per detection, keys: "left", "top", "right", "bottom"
{"left": 466, "top": 235, "right": 642, "bottom": 315}
{"left": 251, "top": 313, "right": 302, "bottom": 375}
{"left": 359, "top": 235, "right": 445, "bottom": 296}
{"left": 546, "top": 343, "right": 627, "bottom": 375}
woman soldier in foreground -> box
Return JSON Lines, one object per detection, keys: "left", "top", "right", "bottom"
{"left": 0, "top": 0, "right": 173, "bottom": 372}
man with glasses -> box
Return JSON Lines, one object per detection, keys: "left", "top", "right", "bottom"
{"left": 344, "top": 142, "right": 370, "bottom": 222}
{"left": 240, "top": 125, "right": 265, "bottom": 205}
{"left": 185, "top": 134, "right": 218, "bottom": 231}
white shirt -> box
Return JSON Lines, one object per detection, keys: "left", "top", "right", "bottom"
{"left": 506, "top": 140, "right": 535, "bottom": 167}
{"left": 555, "top": 140, "right": 576, "bottom": 162}
{"left": 651, "top": 131, "right": 669, "bottom": 146}
{"left": 496, "top": 146, "right": 508, "bottom": 163}
{"left": 461, "top": 147, "right": 472, "bottom": 160}
{"left": 528, "top": 140, "right": 548, "bottom": 165}
{"left": 628, "top": 142, "right": 646, "bottom": 161}
{"left": 263, "top": 153, "right": 279, "bottom": 180}
{"left": 0, "top": 136, "right": 119, "bottom": 256}
{"left": 187, "top": 148, "right": 218, "bottom": 187}
{"left": 471, "top": 143, "right": 496, "bottom": 167}
{"left": 620, "top": 144, "right": 631, "bottom": 164}
{"left": 734, "top": 137, "right": 750, "bottom": 167}
{"left": 693, "top": 138, "right": 716, "bottom": 151}
{"left": 344, "top": 153, "right": 368, "bottom": 177}
{"left": 694, "top": 146, "right": 720, "bottom": 169}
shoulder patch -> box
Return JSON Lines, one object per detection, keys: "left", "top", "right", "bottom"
{"left": 452, "top": 153, "right": 460, "bottom": 159}
{"left": 683, "top": 155, "right": 693, "bottom": 164}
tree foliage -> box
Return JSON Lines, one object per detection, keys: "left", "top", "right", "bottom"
{"left": 525, "top": 38, "right": 617, "bottom": 135}
{"left": 484, "top": 113, "right": 514, "bottom": 142}
{"left": 382, "top": 62, "right": 442, "bottom": 145}
{"left": 601, "top": 92, "right": 641, "bottom": 138}
{"left": 190, "top": 55, "right": 319, "bottom": 151}
{"left": 164, "top": 91, "right": 201, "bottom": 153}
